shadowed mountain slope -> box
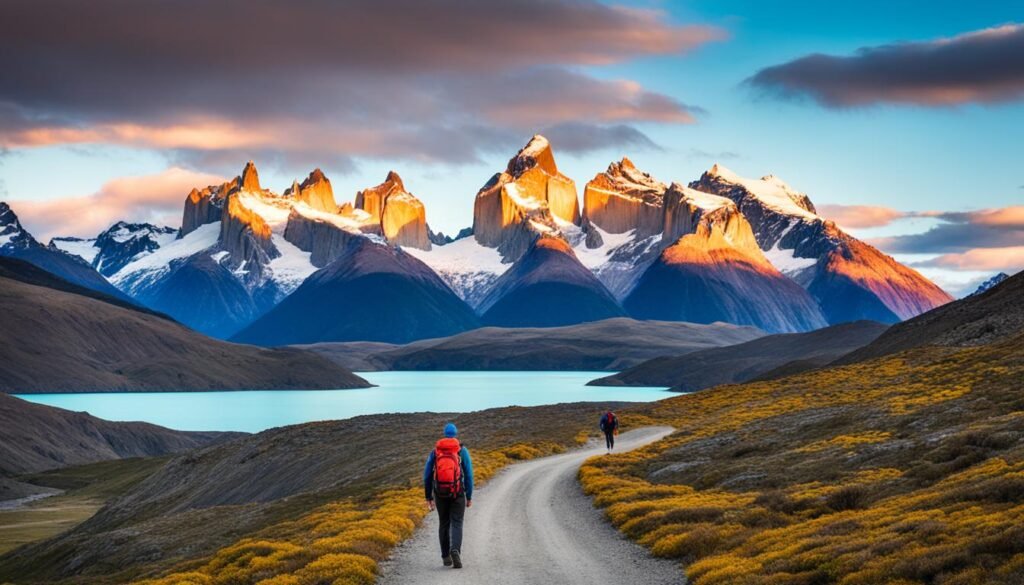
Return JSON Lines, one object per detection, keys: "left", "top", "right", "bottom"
{"left": 0, "top": 257, "right": 369, "bottom": 392}
{"left": 590, "top": 320, "right": 888, "bottom": 390}
{"left": 302, "top": 317, "right": 765, "bottom": 372}
{"left": 837, "top": 270, "right": 1024, "bottom": 364}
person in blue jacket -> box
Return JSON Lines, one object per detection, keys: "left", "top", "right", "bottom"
{"left": 424, "top": 422, "right": 474, "bottom": 569}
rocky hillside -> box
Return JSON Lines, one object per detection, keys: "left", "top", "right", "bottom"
{"left": 590, "top": 320, "right": 888, "bottom": 390}
{"left": 302, "top": 317, "right": 765, "bottom": 372}
{"left": 0, "top": 394, "right": 235, "bottom": 476}
{"left": 0, "top": 257, "right": 369, "bottom": 392}
{"left": 838, "top": 269, "right": 1024, "bottom": 364}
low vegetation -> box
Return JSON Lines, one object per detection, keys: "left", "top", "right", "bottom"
{"left": 580, "top": 334, "right": 1024, "bottom": 584}
{"left": 133, "top": 441, "right": 570, "bottom": 585}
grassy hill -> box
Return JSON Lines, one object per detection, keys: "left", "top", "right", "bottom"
{"left": 581, "top": 333, "right": 1024, "bottom": 584}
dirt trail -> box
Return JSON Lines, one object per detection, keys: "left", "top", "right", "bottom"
{"left": 378, "top": 426, "right": 683, "bottom": 585}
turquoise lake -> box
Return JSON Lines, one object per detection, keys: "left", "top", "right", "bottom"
{"left": 17, "top": 371, "right": 671, "bottom": 433}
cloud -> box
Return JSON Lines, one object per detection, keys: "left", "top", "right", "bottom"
{"left": 818, "top": 204, "right": 909, "bottom": 228}
{"left": 748, "top": 23, "right": 1024, "bottom": 107}
{"left": 538, "top": 123, "right": 660, "bottom": 154}
{"left": 871, "top": 205, "right": 1024, "bottom": 254}
{"left": 9, "top": 168, "right": 223, "bottom": 240}
{"left": 910, "top": 246, "right": 1024, "bottom": 273}
{"left": 684, "top": 149, "right": 742, "bottom": 161}
{"left": 0, "top": 0, "right": 724, "bottom": 169}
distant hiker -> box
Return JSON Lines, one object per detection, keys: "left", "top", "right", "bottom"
{"left": 424, "top": 422, "right": 474, "bottom": 569}
{"left": 600, "top": 410, "right": 619, "bottom": 451}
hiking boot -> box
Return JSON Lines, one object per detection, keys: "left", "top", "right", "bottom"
{"left": 442, "top": 555, "right": 453, "bottom": 567}
{"left": 451, "top": 549, "right": 462, "bottom": 569}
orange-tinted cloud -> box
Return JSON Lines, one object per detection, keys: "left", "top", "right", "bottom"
{"left": 818, "top": 204, "right": 908, "bottom": 228}
{"left": 870, "top": 205, "right": 1024, "bottom": 255}
{"left": 749, "top": 24, "right": 1024, "bottom": 107}
{"left": 0, "top": 0, "right": 724, "bottom": 167}
{"left": 10, "top": 168, "right": 223, "bottom": 240}
{"left": 914, "top": 247, "right": 1024, "bottom": 272}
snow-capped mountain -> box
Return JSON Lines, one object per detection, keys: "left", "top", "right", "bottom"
{"left": 0, "top": 202, "right": 129, "bottom": 300}
{"left": 970, "top": 273, "right": 1009, "bottom": 297}
{"left": 622, "top": 183, "right": 828, "bottom": 332}
{"left": 690, "top": 165, "right": 953, "bottom": 324}
{"left": 111, "top": 161, "right": 456, "bottom": 338}
{"left": 51, "top": 222, "right": 177, "bottom": 276}
{"left": 32, "top": 133, "right": 954, "bottom": 343}
{"left": 412, "top": 135, "right": 598, "bottom": 310}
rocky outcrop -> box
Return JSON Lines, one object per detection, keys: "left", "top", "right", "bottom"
{"left": 181, "top": 182, "right": 231, "bottom": 236}
{"left": 354, "top": 171, "right": 431, "bottom": 250}
{"left": 624, "top": 188, "right": 828, "bottom": 333}
{"left": 289, "top": 168, "right": 337, "bottom": 212}
{"left": 690, "top": 164, "right": 952, "bottom": 323}
{"left": 219, "top": 193, "right": 279, "bottom": 288}
{"left": 283, "top": 208, "right": 366, "bottom": 268}
{"left": 232, "top": 238, "right": 479, "bottom": 345}
{"left": 473, "top": 136, "right": 580, "bottom": 260}
{"left": 240, "top": 160, "right": 261, "bottom": 192}
{"left": 478, "top": 236, "right": 625, "bottom": 328}
{"left": 583, "top": 158, "right": 666, "bottom": 236}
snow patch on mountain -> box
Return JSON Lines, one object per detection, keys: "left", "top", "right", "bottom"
{"left": 762, "top": 221, "right": 817, "bottom": 280}
{"left": 111, "top": 222, "right": 221, "bottom": 290}
{"left": 707, "top": 164, "right": 818, "bottom": 220}
{"left": 268, "top": 234, "right": 318, "bottom": 293}
{"left": 406, "top": 236, "right": 510, "bottom": 308}
{"left": 50, "top": 238, "right": 100, "bottom": 264}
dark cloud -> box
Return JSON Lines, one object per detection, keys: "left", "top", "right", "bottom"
{"left": 748, "top": 24, "right": 1024, "bottom": 107}
{"left": 0, "top": 0, "right": 722, "bottom": 165}
{"left": 539, "top": 123, "right": 660, "bottom": 154}
{"left": 870, "top": 206, "right": 1024, "bottom": 254}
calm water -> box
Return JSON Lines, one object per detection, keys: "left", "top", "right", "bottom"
{"left": 17, "top": 371, "right": 670, "bottom": 433}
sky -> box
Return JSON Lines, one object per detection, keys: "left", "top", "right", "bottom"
{"left": 1, "top": 0, "right": 1021, "bottom": 296}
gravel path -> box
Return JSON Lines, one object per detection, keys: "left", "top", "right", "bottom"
{"left": 378, "top": 426, "right": 684, "bottom": 585}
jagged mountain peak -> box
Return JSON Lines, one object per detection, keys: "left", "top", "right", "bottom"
{"left": 507, "top": 134, "right": 558, "bottom": 177}
{"left": 352, "top": 171, "right": 429, "bottom": 250}
{"left": 293, "top": 168, "right": 336, "bottom": 212}
{"left": 0, "top": 201, "right": 37, "bottom": 250}
{"left": 971, "top": 272, "right": 1010, "bottom": 296}
{"left": 384, "top": 170, "right": 405, "bottom": 190}
{"left": 698, "top": 164, "right": 818, "bottom": 220}
{"left": 239, "top": 160, "right": 261, "bottom": 192}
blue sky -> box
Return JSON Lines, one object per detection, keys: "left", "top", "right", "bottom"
{"left": 2, "top": 0, "right": 1021, "bottom": 295}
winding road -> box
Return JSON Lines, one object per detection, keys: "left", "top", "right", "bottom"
{"left": 378, "top": 426, "right": 683, "bottom": 585}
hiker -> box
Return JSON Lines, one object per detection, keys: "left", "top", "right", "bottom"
{"left": 424, "top": 422, "right": 474, "bottom": 569}
{"left": 599, "top": 410, "right": 619, "bottom": 451}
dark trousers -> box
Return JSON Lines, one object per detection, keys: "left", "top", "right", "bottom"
{"left": 604, "top": 430, "right": 615, "bottom": 449}
{"left": 435, "top": 494, "right": 466, "bottom": 557}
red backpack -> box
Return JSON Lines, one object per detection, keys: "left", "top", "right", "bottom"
{"left": 433, "top": 438, "right": 463, "bottom": 499}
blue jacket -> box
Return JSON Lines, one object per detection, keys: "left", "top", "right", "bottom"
{"left": 424, "top": 445, "right": 473, "bottom": 501}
